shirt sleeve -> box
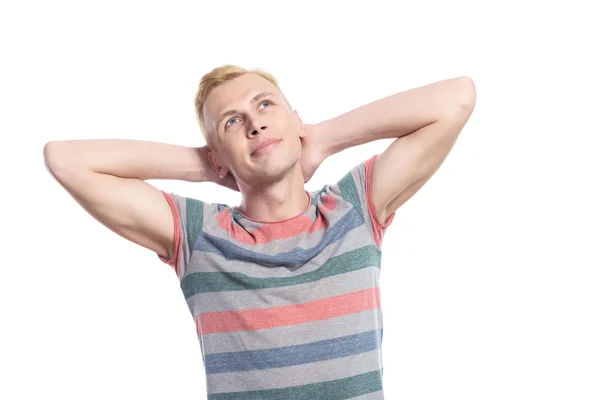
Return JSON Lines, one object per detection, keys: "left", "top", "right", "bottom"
{"left": 157, "top": 191, "right": 205, "bottom": 280}
{"left": 335, "top": 154, "right": 396, "bottom": 248}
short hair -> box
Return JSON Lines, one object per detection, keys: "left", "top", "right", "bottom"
{"left": 194, "top": 64, "right": 292, "bottom": 148}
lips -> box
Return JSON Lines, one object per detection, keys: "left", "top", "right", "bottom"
{"left": 251, "top": 138, "right": 281, "bottom": 156}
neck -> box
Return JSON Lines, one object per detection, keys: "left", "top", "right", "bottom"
{"left": 236, "top": 165, "right": 308, "bottom": 223}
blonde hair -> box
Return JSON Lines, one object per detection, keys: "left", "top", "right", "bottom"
{"left": 194, "top": 64, "right": 291, "bottom": 148}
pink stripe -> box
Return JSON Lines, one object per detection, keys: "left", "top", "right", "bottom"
{"left": 196, "top": 286, "right": 381, "bottom": 335}
{"left": 216, "top": 195, "right": 337, "bottom": 244}
{"left": 365, "top": 155, "right": 395, "bottom": 247}
{"left": 157, "top": 191, "right": 183, "bottom": 279}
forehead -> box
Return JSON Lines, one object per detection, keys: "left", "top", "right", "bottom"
{"left": 202, "top": 73, "right": 281, "bottom": 124}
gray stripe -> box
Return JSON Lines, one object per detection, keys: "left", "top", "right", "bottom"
{"left": 347, "top": 389, "right": 385, "bottom": 399}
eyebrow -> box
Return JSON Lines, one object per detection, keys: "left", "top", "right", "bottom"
{"left": 216, "top": 91, "right": 276, "bottom": 127}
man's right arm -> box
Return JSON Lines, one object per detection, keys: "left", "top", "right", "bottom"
{"left": 43, "top": 139, "right": 234, "bottom": 260}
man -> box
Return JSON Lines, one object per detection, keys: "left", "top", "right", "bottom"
{"left": 44, "top": 64, "right": 476, "bottom": 399}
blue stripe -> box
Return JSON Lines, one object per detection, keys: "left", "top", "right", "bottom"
{"left": 194, "top": 206, "right": 365, "bottom": 267}
{"left": 205, "top": 329, "right": 383, "bottom": 374}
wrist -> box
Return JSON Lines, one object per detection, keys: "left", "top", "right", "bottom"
{"left": 192, "top": 145, "right": 215, "bottom": 183}
{"left": 313, "top": 122, "right": 333, "bottom": 160}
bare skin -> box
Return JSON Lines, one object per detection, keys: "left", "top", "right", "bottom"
{"left": 201, "top": 73, "right": 321, "bottom": 223}
{"left": 44, "top": 72, "right": 475, "bottom": 265}
{"left": 43, "top": 74, "right": 326, "bottom": 261}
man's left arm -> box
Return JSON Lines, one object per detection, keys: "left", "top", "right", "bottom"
{"left": 315, "top": 76, "right": 476, "bottom": 223}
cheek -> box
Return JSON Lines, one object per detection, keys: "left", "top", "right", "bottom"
{"left": 280, "top": 119, "right": 298, "bottom": 137}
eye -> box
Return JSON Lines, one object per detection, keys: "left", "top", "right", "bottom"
{"left": 259, "top": 100, "right": 272, "bottom": 109}
{"left": 225, "top": 117, "right": 239, "bottom": 128}
{"left": 224, "top": 100, "right": 273, "bottom": 129}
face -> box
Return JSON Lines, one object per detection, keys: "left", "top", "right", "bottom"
{"left": 203, "top": 73, "right": 307, "bottom": 188}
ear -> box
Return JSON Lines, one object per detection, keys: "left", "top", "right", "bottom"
{"left": 207, "top": 150, "right": 230, "bottom": 179}
{"left": 294, "top": 110, "right": 307, "bottom": 138}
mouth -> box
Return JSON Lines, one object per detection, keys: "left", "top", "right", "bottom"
{"left": 251, "top": 139, "right": 282, "bottom": 156}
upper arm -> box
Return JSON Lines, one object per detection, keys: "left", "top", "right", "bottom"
{"left": 370, "top": 108, "right": 472, "bottom": 222}
{"left": 46, "top": 161, "right": 176, "bottom": 261}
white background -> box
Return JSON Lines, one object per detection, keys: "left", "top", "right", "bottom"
{"left": 2, "top": 0, "right": 599, "bottom": 399}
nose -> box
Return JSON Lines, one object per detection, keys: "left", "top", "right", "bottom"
{"left": 249, "top": 125, "right": 267, "bottom": 137}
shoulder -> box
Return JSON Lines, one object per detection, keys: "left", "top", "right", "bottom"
{"left": 161, "top": 192, "right": 235, "bottom": 233}
{"left": 325, "top": 156, "right": 375, "bottom": 209}
{"left": 326, "top": 155, "right": 395, "bottom": 247}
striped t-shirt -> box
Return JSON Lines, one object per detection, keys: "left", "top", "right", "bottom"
{"left": 158, "top": 154, "right": 395, "bottom": 400}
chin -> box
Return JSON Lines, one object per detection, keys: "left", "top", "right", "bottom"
{"left": 248, "top": 156, "right": 298, "bottom": 184}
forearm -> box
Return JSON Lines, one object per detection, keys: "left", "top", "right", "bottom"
{"left": 43, "top": 139, "right": 212, "bottom": 182}
{"left": 317, "top": 76, "right": 475, "bottom": 157}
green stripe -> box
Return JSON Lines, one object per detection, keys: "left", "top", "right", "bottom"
{"left": 337, "top": 169, "right": 364, "bottom": 219}
{"left": 185, "top": 197, "right": 204, "bottom": 255}
{"left": 207, "top": 369, "right": 383, "bottom": 400}
{"left": 181, "top": 245, "right": 381, "bottom": 298}
{"left": 231, "top": 208, "right": 244, "bottom": 222}
{"left": 312, "top": 185, "right": 328, "bottom": 206}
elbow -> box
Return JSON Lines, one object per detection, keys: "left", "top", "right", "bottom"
{"left": 457, "top": 76, "right": 477, "bottom": 112}
{"left": 44, "top": 141, "right": 57, "bottom": 172}
{"left": 439, "top": 77, "right": 476, "bottom": 123}
{"left": 44, "top": 140, "right": 77, "bottom": 175}
{"left": 43, "top": 140, "right": 57, "bottom": 160}
{"left": 44, "top": 141, "right": 62, "bottom": 173}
